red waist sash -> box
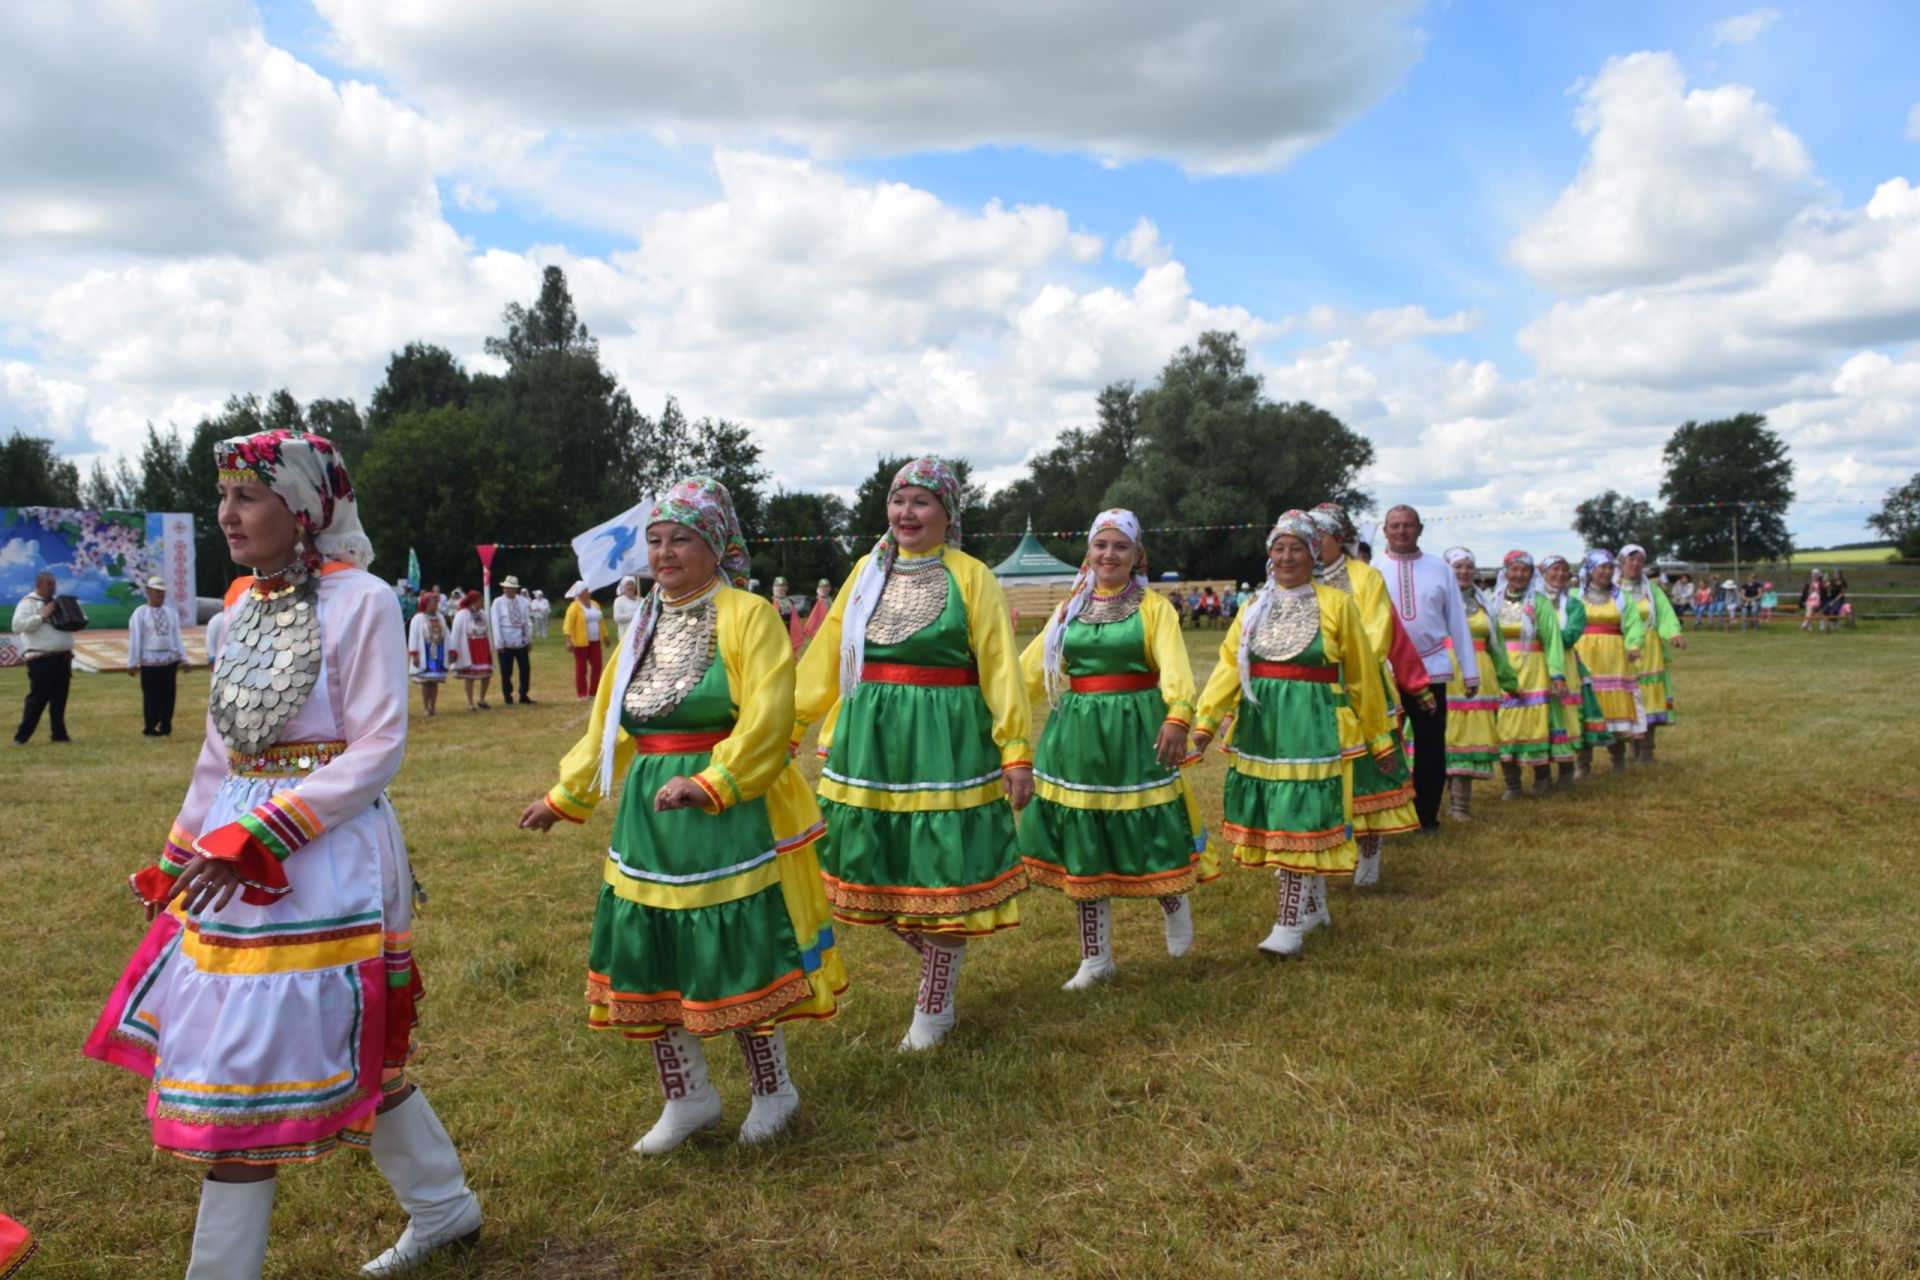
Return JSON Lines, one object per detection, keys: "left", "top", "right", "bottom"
{"left": 861, "top": 662, "right": 979, "bottom": 687}
{"left": 1585, "top": 623, "right": 1623, "bottom": 635}
{"left": 1068, "top": 671, "right": 1158, "bottom": 694}
{"left": 1249, "top": 662, "right": 1337, "bottom": 683}
{"left": 633, "top": 729, "right": 730, "bottom": 754}
{"left": 1505, "top": 640, "right": 1545, "bottom": 652}
{"left": 1470, "top": 639, "right": 1488, "bottom": 652}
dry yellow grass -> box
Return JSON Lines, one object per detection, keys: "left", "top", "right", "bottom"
{"left": 4, "top": 623, "right": 1918, "bottom": 1277}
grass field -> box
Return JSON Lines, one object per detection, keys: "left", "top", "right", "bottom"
{"left": 5, "top": 624, "right": 1920, "bottom": 1277}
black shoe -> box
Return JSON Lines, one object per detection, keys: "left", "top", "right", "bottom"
{"left": 51, "top": 736, "right": 72, "bottom": 744}
{"left": 519, "top": 696, "right": 534, "bottom": 705}
{"left": 142, "top": 728, "right": 159, "bottom": 737}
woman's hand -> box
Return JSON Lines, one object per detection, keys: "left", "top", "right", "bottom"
{"left": 1669, "top": 636, "right": 1686, "bottom": 651}
{"left": 1190, "top": 731, "right": 1214, "bottom": 756}
{"left": 169, "top": 856, "right": 244, "bottom": 917}
{"left": 1004, "top": 766, "right": 1034, "bottom": 812}
{"left": 1550, "top": 676, "right": 1567, "bottom": 697}
{"left": 519, "top": 799, "right": 561, "bottom": 832}
{"left": 1154, "top": 722, "right": 1188, "bottom": 770}
{"left": 1626, "top": 649, "right": 1641, "bottom": 663}
{"left": 654, "top": 777, "right": 710, "bottom": 812}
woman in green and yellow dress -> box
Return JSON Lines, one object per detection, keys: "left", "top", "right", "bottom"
{"left": 1572, "top": 549, "right": 1648, "bottom": 774}
{"left": 1538, "top": 554, "right": 1594, "bottom": 782}
{"left": 1491, "top": 551, "right": 1568, "bottom": 799}
{"left": 1617, "top": 543, "right": 1685, "bottom": 764}
{"left": 519, "top": 477, "right": 843, "bottom": 1154}
{"left": 794, "top": 457, "right": 1031, "bottom": 1052}
{"left": 1017, "top": 508, "right": 1210, "bottom": 991}
{"left": 1191, "top": 511, "right": 1396, "bottom": 960}
{"left": 1308, "top": 503, "right": 1421, "bottom": 887}
{"left": 1438, "top": 547, "right": 1517, "bottom": 819}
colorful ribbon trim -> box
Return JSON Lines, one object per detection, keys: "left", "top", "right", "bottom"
{"left": 860, "top": 662, "right": 980, "bottom": 687}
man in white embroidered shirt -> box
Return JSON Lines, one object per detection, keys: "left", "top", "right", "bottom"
{"left": 12, "top": 570, "right": 80, "bottom": 745}
{"left": 1378, "top": 505, "right": 1480, "bottom": 833}
{"left": 126, "top": 576, "right": 189, "bottom": 736}
{"left": 490, "top": 576, "right": 534, "bottom": 705}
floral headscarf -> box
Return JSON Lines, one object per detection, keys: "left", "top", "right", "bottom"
{"left": 1579, "top": 548, "right": 1617, "bottom": 595}
{"left": 1040, "top": 508, "right": 1146, "bottom": 703}
{"left": 215, "top": 430, "right": 373, "bottom": 570}
{"left": 1307, "top": 503, "right": 1358, "bottom": 559}
{"left": 1236, "top": 510, "right": 1321, "bottom": 705}
{"left": 649, "top": 475, "right": 753, "bottom": 588}
{"left": 1499, "top": 551, "right": 1539, "bottom": 642}
{"left": 594, "top": 475, "right": 752, "bottom": 794}
{"left": 837, "top": 456, "right": 963, "bottom": 700}
{"left": 1537, "top": 554, "right": 1572, "bottom": 627}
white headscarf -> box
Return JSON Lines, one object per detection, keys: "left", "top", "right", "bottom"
{"left": 1039, "top": 508, "right": 1144, "bottom": 703}
{"left": 1499, "top": 550, "right": 1539, "bottom": 644}
{"left": 1537, "top": 554, "right": 1572, "bottom": 628}
{"left": 1236, "top": 510, "right": 1320, "bottom": 706}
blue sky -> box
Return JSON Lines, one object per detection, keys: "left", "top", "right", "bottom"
{"left": 3, "top": 0, "right": 1916, "bottom": 552}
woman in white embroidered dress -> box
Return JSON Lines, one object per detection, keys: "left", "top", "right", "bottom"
{"left": 86, "top": 430, "right": 479, "bottom": 1279}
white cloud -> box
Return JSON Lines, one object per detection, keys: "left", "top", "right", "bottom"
{"left": 1304, "top": 304, "right": 1483, "bottom": 345}
{"left": 1117, "top": 219, "right": 1173, "bottom": 269}
{"left": 1510, "top": 52, "right": 1816, "bottom": 292}
{"left": 313, "top": 0, "right": 1425, "bottom": 176}
{"left": 1712, "top": 8, "right": 1782, "bottom": 45}
{"left": 0, "top": 1, "right": 448, "bottom": 256}
{"left": 1, "top": 361, "right": 90, "bottom": 448}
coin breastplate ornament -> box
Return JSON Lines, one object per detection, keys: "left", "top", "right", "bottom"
{"left": 623, "top": 590, "right": 718, "bottom": 723}
{"left": 1077, "top": 582, "right": 1143, "bottom": 627}
{"left": 1319, "top": 559, "right": 1353, "bottom": 597}
{"left": 1581, "top": 586, "right": 1612, "bottom": 607}
{"left": 1499, "top": 595, "right": 1528, "bottom": 628}
{"left": 865, "top": 554, "right": 949, "bottom": 646}
{"left": 1251, "top": 585, "right": 1320, "bottom": 662}
{"left": 210, "top": 566, "right": 323, "bottom": 756}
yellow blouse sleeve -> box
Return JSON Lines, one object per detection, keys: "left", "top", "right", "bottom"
{"left": 1018, "top": 622, "right": 1050, "bottom": 704}
{"left": 563, "top": 601, "right": 586, "bottom": 647}
{"left": 693, "top": 588, "right": 797, "bottom": 813}
{"left": 956, "top": 555, "right": 1034, "bottom": 769}
{"left": 545, "top": 637, "right": 634, "bottom": 823}
{"left": 1351, "top": 566, "right": 1394, "bottom": 659}
{"left": 1330, "top": 589, "right": 1393, "bottom": 758}
{"left": 1193, "top": 605, "right": 1246, "bottom": 736}
{"left": 1141, "top": 591, "right": 1196, "bottom": 728}
{"left": 792, "top": 561, "right": 858, "bottom": 740}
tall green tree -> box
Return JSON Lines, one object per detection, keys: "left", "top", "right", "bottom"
{"left": 1572, "top": 490, "right": 1662, "bottom": 554}
{"left": 987, "top": 380, "right": 1141, "bottom": 539}
{"left": 368, "top": 342, "right": 472, "bottom": 432}
{"left": 1867, "top": 471, "right": 1920, "bottom": 558}
{"left": 760, "top": 489, "right": 852, "bottom": 592}
{"left": 133, "top": 424, "right": 194, "bottom": 514}
{"left": 306, "top": 397, "right": 369, "bottom": 469}
{"left": 1103, "top": 332, "right": 1373, "bottom": 579}
{"left": 684, "top": 414, "right": 770, "bottom": 537}
{"left": 82, "top": 457, "right": 138, "bottom": 509}
{"left": 1658, "top": 413, "right": 1794, "bottom": 561}
{"left": 0, "top": 432, "right": 81, "bottom": 505}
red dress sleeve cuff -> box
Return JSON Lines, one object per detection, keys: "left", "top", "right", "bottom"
{"left": 194, "top": 822, "right": 292, "bottom": 905}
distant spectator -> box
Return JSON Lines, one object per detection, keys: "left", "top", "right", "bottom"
{"left": 611, "top": 574, "right": 642, "bottom": 644}
{"left": 1739, "top": 574, "right": 1762, "bottom": 631}
{"left": 529, "top": 588, "right": 551, "bottom": 639}
{"left": 1799, "top": 570, "right": 1824, "bottom": 632}
{"left": 1670, "top": 573, "right": 1694, "bottom": 618}
{"left": 1356, "top": 540, "right": 1373, "bottom": 564}
{"left": 1822, "top": 571, "right": 1849, "bottom": 630}
{"left": 12, "top": 570, "right": 79, "bottom": 746}
{"left": 1760, "top": 581, "right": 1777, "bottom": 621}
{"left": 1692, "top": 578, "right": 1714, "bottom": 629}
{"left": 126, "top": 576, "right": 189, "bottom": 736}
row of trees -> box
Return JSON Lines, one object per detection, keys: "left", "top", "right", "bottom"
{"left": 1572, "top": 414, "right": 1798, "bottom": 562}
{"left": 15, "top": 262, "right": 1903, "bottom": 595}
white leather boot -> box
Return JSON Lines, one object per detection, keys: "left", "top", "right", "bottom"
{"left": 1062, "top": 899, "right": 1116, "bottom": 990}
{"left": 361, "top": 1089, "right": 482, "bottom": 1276}
{"left": 736, "top": 1029, "right": 799, "bottom": 1146}
{"left": 1159, "top": 894, "right": 1194, "bottom": 958}
{"left": 633, "top": 1029, "right": 723, "bottom": 1154}
{"left": 186, "top": 1175, "right": 275, "bottom": 1280}
{"left": 899, "top": 940, "right": 965, "bottom": 1052}
{"left": 1351, "top": 834, "right": 1381, "bottom": 887}
{"left": 1256, "top": 870, "right": 1308, "bottom": 958}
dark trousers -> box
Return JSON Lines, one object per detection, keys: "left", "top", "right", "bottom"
{"left": 497, "top": 646, "right": 531, "bottom": 700}
{"left": 140, "top": 663, "right": 179, "bottom": 734}
{"left": 16, "top": 652, "right": 73, "bottom": 743}
{"left": 1408, "top": 686, "right": 1450, "bottom": 829}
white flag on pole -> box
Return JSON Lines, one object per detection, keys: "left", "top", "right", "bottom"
{"left": 572, "top": 499, "right": 655, "bottom": 593}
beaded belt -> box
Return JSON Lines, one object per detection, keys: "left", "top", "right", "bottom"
{"left": 1248, "top": 662, "right": 1337, "bottom": 683}
{"left": 861, "top": 662, "right": 978, "bottom": 686}
{"left": 1585, "top": 623, "right": 1623, "bottom": 635}
{"left": 1068, "top": 672, "right": 1158, "bottom": 694}
{"left": 229, "top": 740, "right": 346, "bottom": 777}
{"left": 632, "top": 729, "right": 730, "bottom": 754}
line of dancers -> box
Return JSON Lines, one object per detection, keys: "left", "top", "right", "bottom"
{"left": 84, "top": 438, "right": 1683, "bottom": 1278}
